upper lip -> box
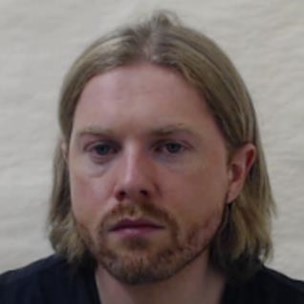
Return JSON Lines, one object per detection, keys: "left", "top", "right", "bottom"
{"left": 109, "top": 218, "right": 164, "bottom": 231}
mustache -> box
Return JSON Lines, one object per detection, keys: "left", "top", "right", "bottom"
{"left": 98, "top": 201, "right": 178, "bottom": 234}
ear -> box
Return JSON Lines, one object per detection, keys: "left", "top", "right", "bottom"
{"left": 61, "top": 140, "right": 68, "bottom": 163}
{"left": 226, "top": 143, "right": 256, "bottom": 204}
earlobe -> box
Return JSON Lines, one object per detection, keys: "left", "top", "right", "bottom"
{"left": 226, "top": 143, "right": 256, "bottom": 203}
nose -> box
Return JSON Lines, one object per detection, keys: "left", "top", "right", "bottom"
{"left": 113, "top": 147, "right": 157, "bottom": 202}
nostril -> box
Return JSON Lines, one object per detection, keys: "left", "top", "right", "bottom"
{"left": 115, "top": 188, "right": 149, "bottom": 201}
{"left": 140, "top": 189, "right": 149, "bottom": 197}
{"left": 116, "top": 190, "right": 127, "bottom": 201}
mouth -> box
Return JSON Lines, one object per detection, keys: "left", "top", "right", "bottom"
{"left": 109, "top": 218, "right": 164, "bottom": 233}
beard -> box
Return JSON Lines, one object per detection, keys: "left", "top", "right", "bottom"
{"left": 75, "top": 201, "right": 224, "bottom": 285}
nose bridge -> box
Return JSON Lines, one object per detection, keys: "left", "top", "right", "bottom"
{"left": 123, "top": 144, "right": 146, "bottom": 181}
{"left": 114, "top": 143, "right": 154, "bottom": 199}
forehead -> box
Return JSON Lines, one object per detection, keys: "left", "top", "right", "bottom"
{"left": 72, "top": 63, "right": 221, "bottom": 139}
{"left": 79, "top": 63, "right": 204, "bottom": 108}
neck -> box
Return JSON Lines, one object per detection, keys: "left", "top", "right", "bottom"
{"left": 95, "top": 254, "right": 226, "bottom": 304}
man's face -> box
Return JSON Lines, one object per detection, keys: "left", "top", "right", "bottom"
{"left": 67, "top": 63, "right": 240, "bottom": 284}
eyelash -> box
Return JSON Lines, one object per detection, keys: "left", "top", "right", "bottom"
{"left": 154, "top": 141, "right": 187, "bottom": 155}
{"left": 85, "top": 140, "right": 188, "bottom": 162}
{"left": 86, "top": 141, "right": 120, "bottom": 158}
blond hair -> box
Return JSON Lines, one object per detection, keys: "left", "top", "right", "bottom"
{"left": 49, "top": 11, "right": 275, "bottom": 280}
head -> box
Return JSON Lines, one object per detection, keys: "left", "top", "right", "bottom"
{"left": 48, "top": 11, "right": 275, "bottom": 282}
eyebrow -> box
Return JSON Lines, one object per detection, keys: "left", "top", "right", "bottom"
{"left": 75, "top": 124, "right": 200, "bottom": 140}
{"left": 75, "top": 126, "right": 115, "bottom": 140}
{"left": 149, "top": 124, "right": 200, "bottom": 139}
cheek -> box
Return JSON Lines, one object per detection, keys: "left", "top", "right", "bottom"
{"left": 69, "top": 169, "right": 112, "bottom": 229}
{"left": 162, "top": 163, "right": 228, "bottom": 223}
{"left": 164, "top": 165, "right": 228, "bottom": 208}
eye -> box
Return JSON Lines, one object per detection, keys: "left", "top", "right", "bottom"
{"left": 155, "top": 141, "right": 186, "bottom": 155}
{"left": 88, "top": 141, "right": 119, "bottom": 158}
{"left": 94, "top": 143, "right": 114, "bottom": 155}
{"left": 164, "top": 142, "right": 184, "bottom": 154}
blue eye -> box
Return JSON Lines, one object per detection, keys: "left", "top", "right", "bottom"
{"left": 155, "top": 141, "right": 185, "bottom": 155}
{"left": 94, "top": 144, "right": 112, "bottom": 155}
{"left": 92, "top": 142, "right": 118, "bottom": 156}
{"left": 164, "top": 143, "right": 183, "bottom": 154}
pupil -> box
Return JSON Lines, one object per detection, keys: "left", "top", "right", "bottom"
{"left": 167, "top": 143, "right": 181, "bottom": 153}
{"left": 96, "top": 145, "right": 110, "bottom": 155}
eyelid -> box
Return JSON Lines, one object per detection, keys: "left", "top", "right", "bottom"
{"left": 153, "top": 139, "right": 190, "bottom": 153}
{"left": 82, "top": 137, "right": 114, "bottom": 148}
{"left": 84, "top": 140, "right": 120, "bottom": 156}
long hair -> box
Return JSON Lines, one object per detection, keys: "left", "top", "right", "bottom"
{"left": 48, "top": 11, "right": 275, "bottom": 280}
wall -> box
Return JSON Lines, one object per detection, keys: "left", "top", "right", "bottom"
{"left": 0, "top": 0, "right": 303, "bottom": 279}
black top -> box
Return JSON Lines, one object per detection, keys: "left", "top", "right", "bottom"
{"left": 1, "top": 255, "right": 304, "bottom": 303}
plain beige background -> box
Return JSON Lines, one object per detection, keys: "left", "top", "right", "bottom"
{"left": 0, "top": 0, "right": 303, "bottom": 279}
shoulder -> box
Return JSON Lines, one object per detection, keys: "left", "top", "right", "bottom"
{"left": 257, "top": 266, "right": 304, "bottom": 291}
{"left": 0, "top": 255, "right": 69, "bottom": 286}
{"left": 225, "top": 266, "right": 304, "bottom": 303}
{"left": 0, "top": 255, "right": 88, "bottom": 303}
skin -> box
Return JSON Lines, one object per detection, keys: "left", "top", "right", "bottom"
{"left": 66, "top": 63, "right": 256, "bottom": 304}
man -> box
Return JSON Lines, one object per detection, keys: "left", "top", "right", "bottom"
{"left": 1, "top": 11, "right": 303, "bottom": 304}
